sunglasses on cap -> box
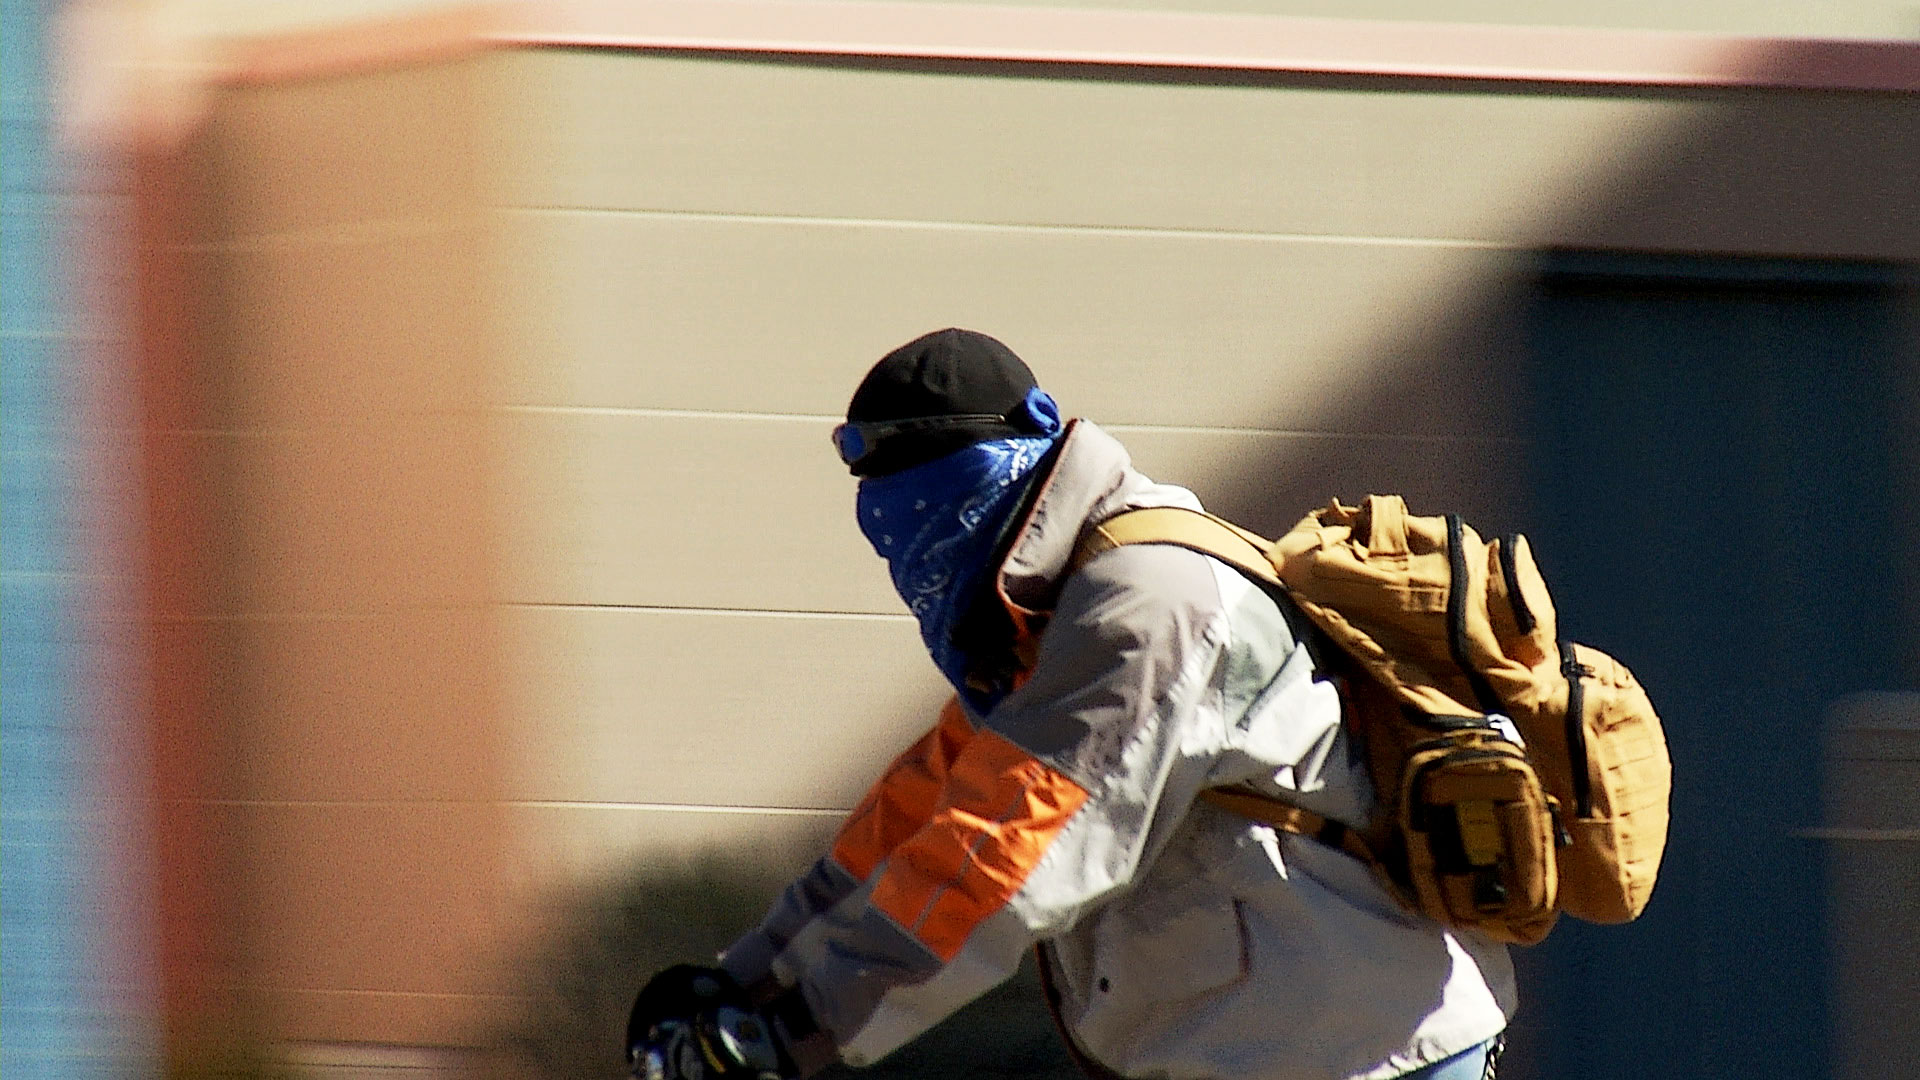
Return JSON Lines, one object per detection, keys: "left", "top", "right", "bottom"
{"left": 832, "top": 387, "right": 1061, "bottom": 472}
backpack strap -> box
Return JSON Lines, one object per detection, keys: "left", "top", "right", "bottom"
{"left": 1075, "top": 508, "right": 1381, "bottom": 867}
{"left": 1198, "top": 788, "right": 1377, "bottom": 865}
{"left": 1076, "top": 506, "right": 1281, "bottom": 587}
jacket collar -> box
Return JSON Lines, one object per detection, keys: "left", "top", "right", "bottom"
{"left": 990, "top": 419, "right": 1203, "bottom": 636}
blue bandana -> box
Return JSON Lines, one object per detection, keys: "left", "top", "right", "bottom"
{"left": 857, "top": 436, "right": 1058, "bottom": 709}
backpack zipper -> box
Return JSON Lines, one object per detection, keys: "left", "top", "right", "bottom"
{"left": 1446, "top": 514, "right": 1503, "bottom": 714}
{"left": 1560, "top": 641, "right": 1594, "bottom": 817}
{"left": 1408, "top": 734, "right": 1525, "bottom": 759}
{"left": 1408, "top": 711, "right": 1497, "bottom": 732}
{"left": 1499, "top": 534, "right": 1536, "bottom": 635}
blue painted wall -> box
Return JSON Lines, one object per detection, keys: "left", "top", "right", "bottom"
{"left": 1509, "top": 255, "right": 1912, "bottom": 1080}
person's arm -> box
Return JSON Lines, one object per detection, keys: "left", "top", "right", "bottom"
{"left": 724, "top": 543, "right": 1233, "bottom": 1070}
{"left": 722, "top": 696, "right": 976, "bottom": 984}
{"left": 629, "top": 697, "right": 978, "bottom": 1078}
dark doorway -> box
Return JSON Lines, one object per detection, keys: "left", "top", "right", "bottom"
{"left": 1505, "top": 253, "right": 1914, "bottom": 1080}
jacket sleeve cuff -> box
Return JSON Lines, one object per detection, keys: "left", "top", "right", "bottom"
{"left": 722, "top": 931, "right": 841, "bottom": 1078}
{"left": 719, "top": 929, "right": 779, "bottom": 990}
{"left": 767, "top": 983, "right": 839, "bottom": 1079}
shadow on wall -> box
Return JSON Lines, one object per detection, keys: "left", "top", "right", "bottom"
{"left": 1096, "top": 56, "right": 1920, "bottom": 1080}
{"left": 484, "top": 856, "right": 1078, "bottom": 1080}
{"left": 1110, "top": 70, "right": 1919, "bottom": 538}
{"left": 699, "top": 49, "right": 1919, "bottom": 1080}
{"left": 140, "top": 34, "right": 1918, "bottom": 1080}
{"left": 492, "top": 61, "right": 1919, "bottom": 1080}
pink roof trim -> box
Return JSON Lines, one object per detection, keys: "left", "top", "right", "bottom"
{"left": 493, "top": 0, "right": 1920, "bottom": 91}
{"left": 210, "top": 0, "right": 1920, "bottom": 92}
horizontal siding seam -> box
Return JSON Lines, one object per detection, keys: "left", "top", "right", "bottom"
{"left": 501, "top": 406, "right": 1530, "bottom": 445}
{"left": 224, "top": 986, "right": 520, "bottom": 1001}
{"left": 512, "top": 801, "right": 848, "bottom": 814}
{"left": 173, "top": 798, "right": 851, "bottom": 814}
{"left": 1104, "top": 424, "right": 1526, "bottom": 445}
{"left": 503, "top": 602, "right": 909, "bottom": 620}
{"left": 164, "top": 413, "right": 498, "bottom": 438}
{"left": 144, "top": 606, "right": 913, "bottom": 622}
{"left": 148, "top": 608, "right": 500, "bottom": 623}
{"left": 499, "top": 205, "right": 1518, "bottom": 250}
{"left": 179, "top": 220, "right": 477, "bottom": 252}
{"left": 505, "top": 405, "right": 833, "bottom": 422}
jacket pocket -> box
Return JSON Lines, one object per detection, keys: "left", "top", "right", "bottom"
{"left": 1073, "top": 886, "right": 1249, "bottom": 1061}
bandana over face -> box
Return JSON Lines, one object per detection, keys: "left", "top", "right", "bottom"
{"left": 856, "top": 436, "right": 1057, "bottom": 710}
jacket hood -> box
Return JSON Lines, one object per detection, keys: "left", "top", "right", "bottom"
{"left": 990, "top": 419, "right": 1204, "bottom": 632}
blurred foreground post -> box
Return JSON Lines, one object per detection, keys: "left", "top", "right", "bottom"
{"left": 1821, "top": 694, "right": 1920, "bottom": 1080}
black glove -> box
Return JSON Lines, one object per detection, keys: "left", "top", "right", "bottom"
{"left": 626, "top": 965, "right": 793, "bottom": 1080}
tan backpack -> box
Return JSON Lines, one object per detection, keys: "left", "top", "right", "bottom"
{"left": 1077, "top": 496, "right": 1672, "bottom": 945}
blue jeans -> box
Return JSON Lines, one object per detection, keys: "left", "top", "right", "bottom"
{"left": 1398, "top": 1036, "right": 1503, "bottom": 1080}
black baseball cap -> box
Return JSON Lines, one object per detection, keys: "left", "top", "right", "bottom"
{"left": 835, "top": 328, "right": 1058, "bottom": 477}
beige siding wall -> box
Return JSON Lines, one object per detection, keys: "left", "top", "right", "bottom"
{"left": 489, "top": 47, "right": 1916, "bottom": 919}
{"left": 489, "top": 51, "right": 1531, "bottom": 898}
{"left": 174, "top": 16, "right": 1918, "bottom": 1052}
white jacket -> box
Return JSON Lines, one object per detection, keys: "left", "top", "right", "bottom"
{"left": 722, "top": 421, "right": 1515, "bottom": 1079}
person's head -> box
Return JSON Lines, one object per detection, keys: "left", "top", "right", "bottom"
{"left": 832, "top": 328, "right": 1061, "bottom": 479}
{"left": 834, "top": 329, "right": 1065, "bottom": 707}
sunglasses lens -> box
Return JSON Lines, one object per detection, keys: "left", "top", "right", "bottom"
{"left": 832, "top": 423, "right": 869, "bottom": 467}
